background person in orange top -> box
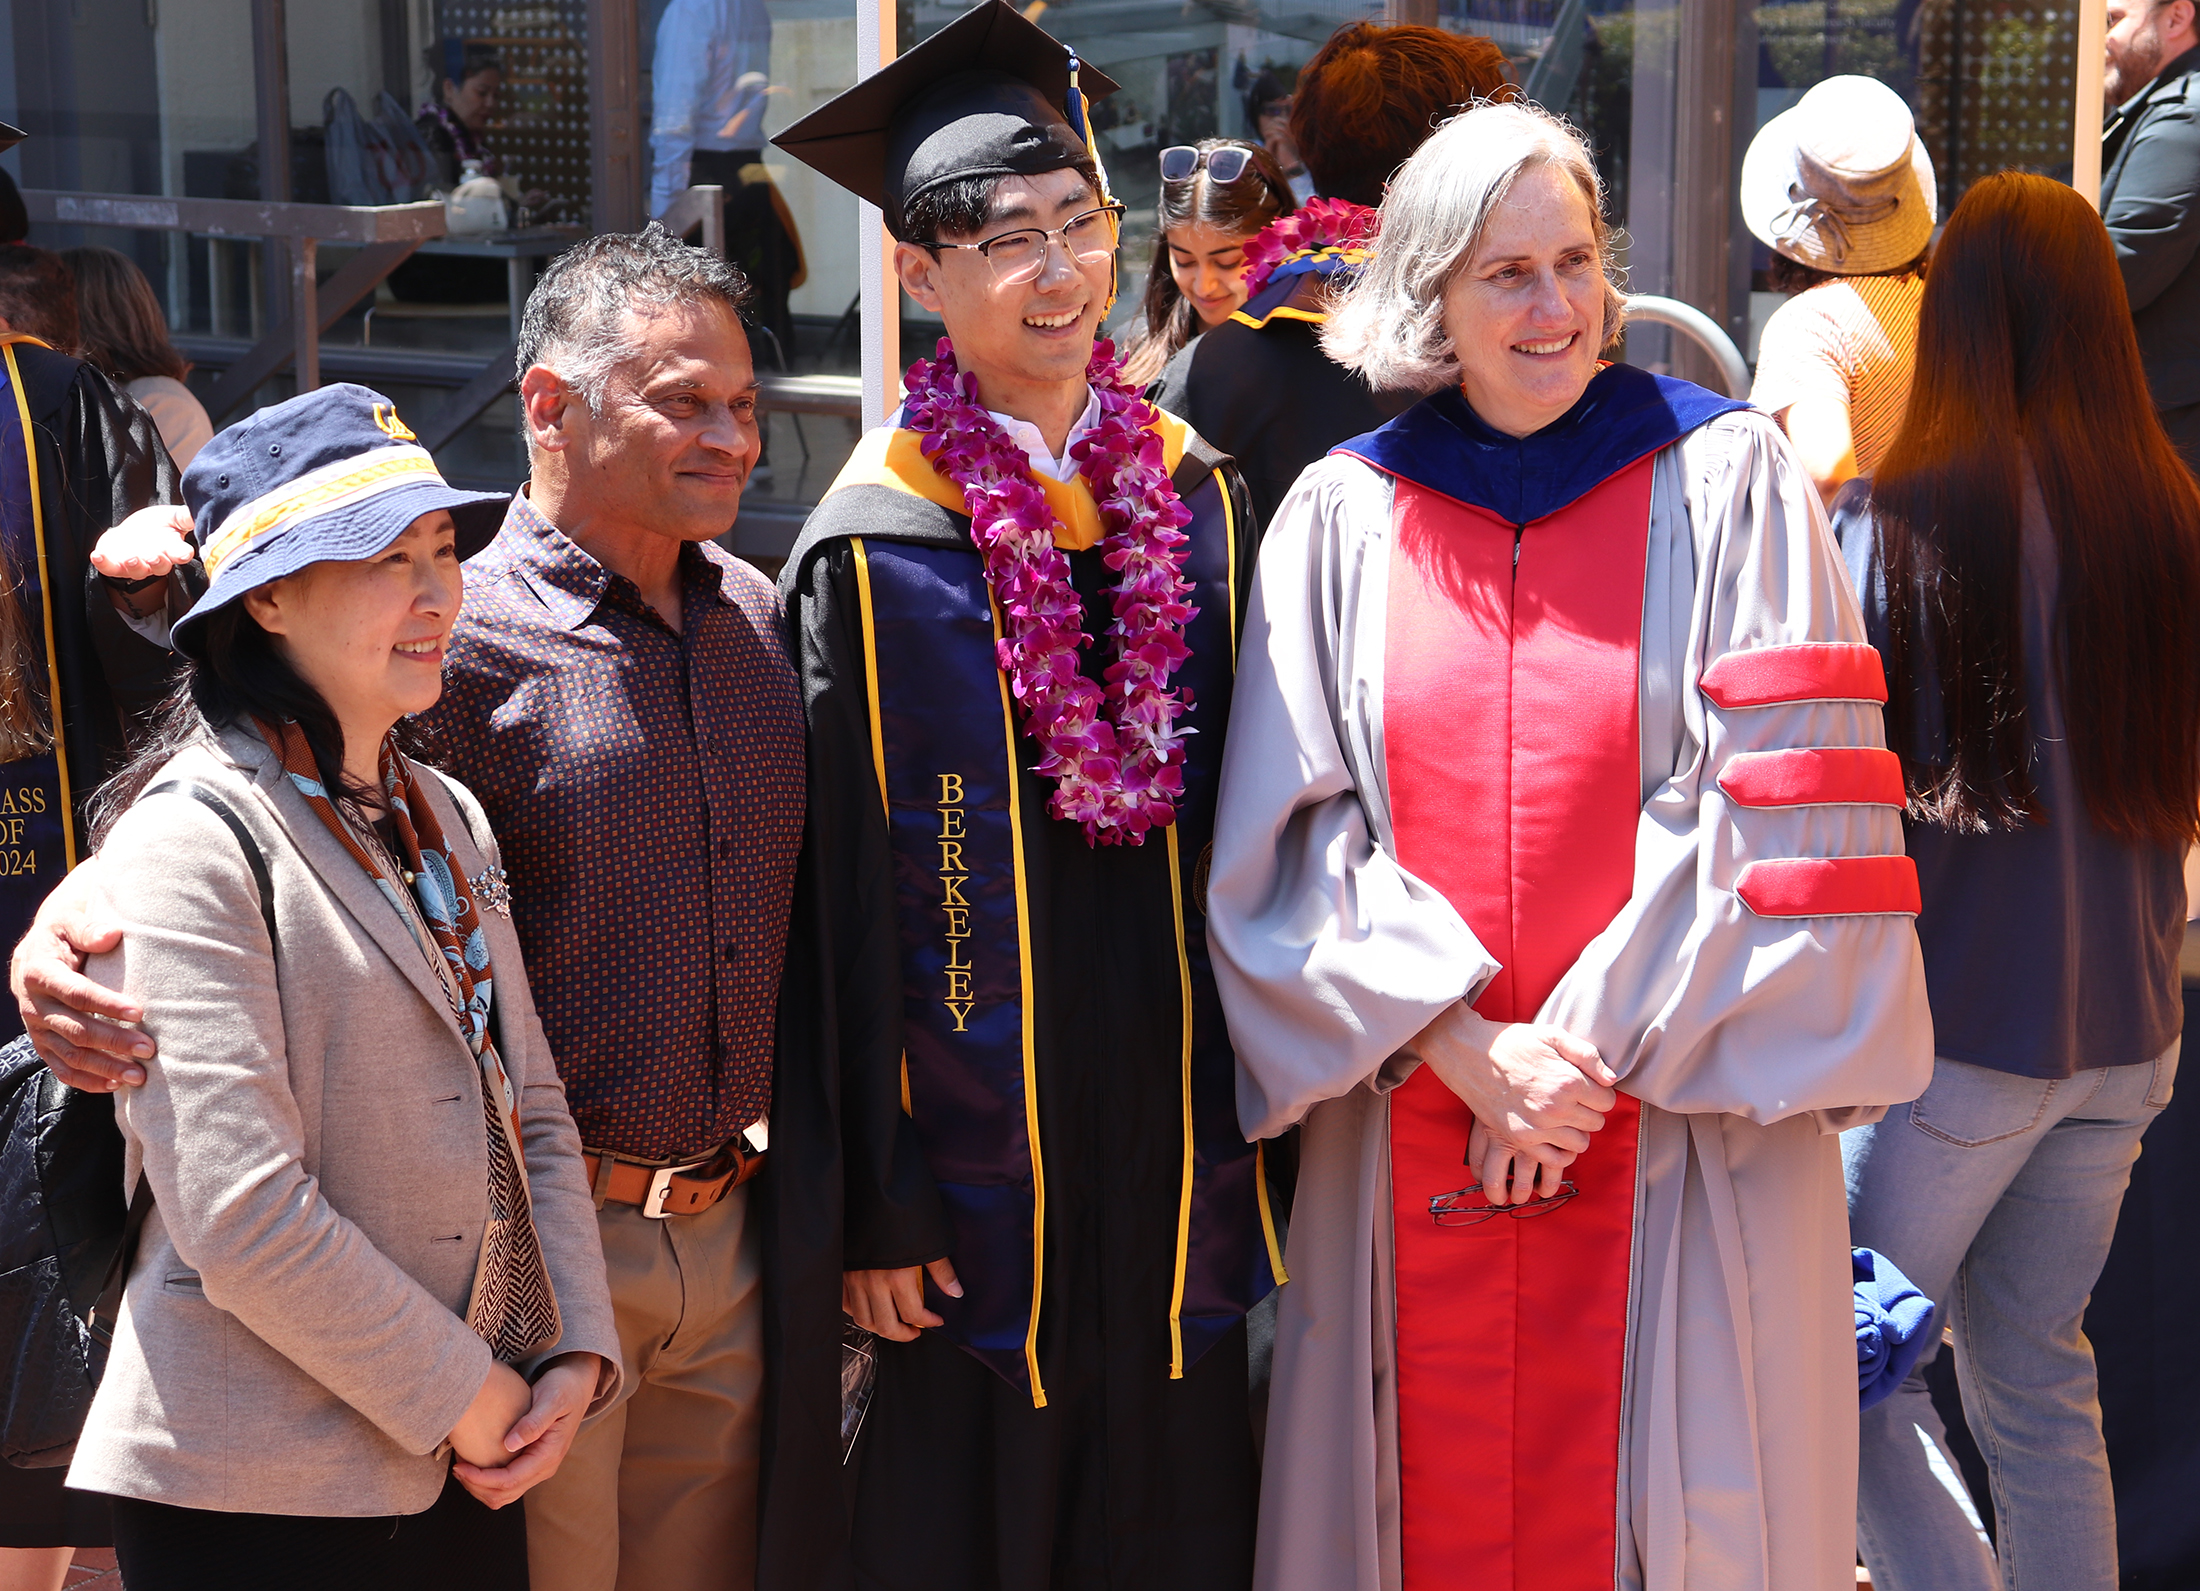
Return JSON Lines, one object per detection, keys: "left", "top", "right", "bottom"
{"left": 1743, "top": 76, "right": 1936, "bottom": 509}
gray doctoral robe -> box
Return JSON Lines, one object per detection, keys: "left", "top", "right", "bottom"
{"left": 1207, "top": 410, "right": 1936, "bottom": 1591}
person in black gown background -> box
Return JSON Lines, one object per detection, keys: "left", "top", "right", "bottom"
{"left": 1154, "top": 23, "right": 1511, "bottom": 526}
{"left": 0, "top": 130, "right": 185, "bottom": 1591}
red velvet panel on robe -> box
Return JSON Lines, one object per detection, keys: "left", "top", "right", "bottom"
{"left": 1383, "top": 456, "right": 1654, "bottom": 1591}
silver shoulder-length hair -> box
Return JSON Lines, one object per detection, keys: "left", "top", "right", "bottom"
{"left": 1322, "top": 100, "right": 1628, "bottom": 395}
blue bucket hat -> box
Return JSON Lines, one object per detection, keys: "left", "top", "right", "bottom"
{"left": 172, "top": 383, "right": 503, "bottom": 659}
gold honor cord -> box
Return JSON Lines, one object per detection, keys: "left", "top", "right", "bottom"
{"left": 1163, "top": 822, "right": 1196, "bottom": 1378}
{"left": 1213, "top": 483, "right": 1286, "bottom": 1284}
{"left": 1255, "top": 1141, "right": 1288, "bottom": 1284}
{"left": 0, "top": 339, "right": 74, "bottom": 869}
{"left": 988, "top": 590, "right": 1048, "bottom": 1409}
{"left": 850, "top": 538, "right": 915, "bottom": 1118}
{"left": 849, "top": 538, "right": 891, "bottom": 822}
{"left": 1216, "top": 468, "right": 1238, "bottom": 665}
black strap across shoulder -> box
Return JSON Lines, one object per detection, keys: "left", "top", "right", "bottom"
{"left": 144, "top": 779, "right": 277, "bottom": 955}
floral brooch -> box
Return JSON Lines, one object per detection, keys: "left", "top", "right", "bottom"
{"left": 469, "top": 864, "right": 513, "bottom": 918}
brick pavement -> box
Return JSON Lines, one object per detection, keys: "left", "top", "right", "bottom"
{"left": 64, "top": 1548, "right": 118, "bottom": 1590}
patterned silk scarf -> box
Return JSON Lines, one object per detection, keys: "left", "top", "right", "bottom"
{"left": 259, "top": 716, "right": 560, "bottom": 1363}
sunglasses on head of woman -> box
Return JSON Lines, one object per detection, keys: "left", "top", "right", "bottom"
{"left": 1159, "top": 144, "right": 1255, "bottom": 185}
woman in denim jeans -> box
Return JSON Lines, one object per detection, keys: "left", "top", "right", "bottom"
{"left": 1832, "top": 171, "right": 2200, "bottom": 1591}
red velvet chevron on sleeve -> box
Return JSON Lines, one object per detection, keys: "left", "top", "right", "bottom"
{"left": 1717, "top": 747, "right": 1906, "bottom": 809}
{"left": 1699, "top": 643, "right": 1889, "bottom": 708}
{"left": 1735, "top": 855, "right": 1922, "bottom": 917}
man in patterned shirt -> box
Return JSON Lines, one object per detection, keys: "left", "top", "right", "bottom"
{"left": 14, "top": 227, "right": 806, "bottom": 1591}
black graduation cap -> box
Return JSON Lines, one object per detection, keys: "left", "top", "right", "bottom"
{"left": 772, "top": 0, "right": 1118, "bottom": 239}
{"left": 0, "top": 125, "right": 23, "bottom": 155}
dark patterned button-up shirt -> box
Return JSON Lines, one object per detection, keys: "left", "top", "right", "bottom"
{"left": 423, "top": 490, "right": 805, "bottom": 1160}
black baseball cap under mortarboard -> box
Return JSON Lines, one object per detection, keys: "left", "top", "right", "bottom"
{"left": 772, "top": 0, "right": 1118, "bottom": 239}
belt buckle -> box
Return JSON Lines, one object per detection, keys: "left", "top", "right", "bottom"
{"left": 641, "top": 1160, "right": 705, "bottom": 1219}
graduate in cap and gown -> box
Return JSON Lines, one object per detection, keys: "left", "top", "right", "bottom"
{"left": 761, "top": 5, "right": 1276, "bottom": 1586}
{"left": 0, "top": 126, "right": 186, "bottom": 960}
{"left": 1205, "top": 101, "right": 1935, "bottom": 1591}
{"left": 0, "top": 117, "right": 190, "bottom": 1570}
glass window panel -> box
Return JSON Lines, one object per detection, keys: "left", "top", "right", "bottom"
{"left": 640, "top": 0, "right": 865, "bottom": 542}
{"left": 905, "top": 0, "right": 1380, "bottom": 340}
{"left": 435, "top": 1, "right": 595, "bottom": 221}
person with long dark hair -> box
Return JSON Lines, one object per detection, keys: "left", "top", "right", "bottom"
{"left": 1119, "top": 139, "right": 1293, "bottom": 388}
{"left": 1834, "top": 170, "right": 2200, "bottom": 1591}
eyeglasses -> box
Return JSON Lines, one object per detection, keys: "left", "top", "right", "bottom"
{"left": 1160, "top": 144, "right": 1255, "bottom": 185}
{"left": 1428, "top": 1180, "right": 1579, "bottom": 1227}
{"left": 917, "top": 203, "right": 1125, "bottom": 286}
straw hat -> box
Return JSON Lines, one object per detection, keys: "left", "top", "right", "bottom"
{"left": 1741, "top": 76, "right": 1937, "bottom": 275}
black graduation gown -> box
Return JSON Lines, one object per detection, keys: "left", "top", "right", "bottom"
{"left": 1153, "top": 274, "right": 1412, "bottom": 529}
{"left": 0, "top": 346, "right": 180, "bottom": 1550}
{"left": 25, "top": 346, "right": 188, "bottom": 801}
{"left": 759, "top": 430, "right": 1264, "bottom": 1591}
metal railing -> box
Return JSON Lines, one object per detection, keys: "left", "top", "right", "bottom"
{"left": 1623, "top": 294, "right": 1751, "bottom": 399}
{"left": 25, "top": 189, "right": 447, "bottom": 420}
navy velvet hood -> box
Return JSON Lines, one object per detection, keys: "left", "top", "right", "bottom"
{"left": 1335, "top": 362, "right": 1748, "bottom": 526}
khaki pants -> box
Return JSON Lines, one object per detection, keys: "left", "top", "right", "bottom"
{"left": 525, "top": 1182, "right": 763, "bottom": 1591}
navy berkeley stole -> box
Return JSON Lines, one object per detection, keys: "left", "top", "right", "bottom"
{"left": 849, "top": 460, "right": 1280, "bottom": 1406}
{"left": 0, "top": 340, "right": 76, "bottom": 1041}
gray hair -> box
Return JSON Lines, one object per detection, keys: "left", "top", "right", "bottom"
{"left": 515, "top": 223, "right": 753, "bottom": 415}
{"left": 1322, "top": 100, "right": 1627, "bottom": 395}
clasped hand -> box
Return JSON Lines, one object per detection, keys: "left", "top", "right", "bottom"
{"left": 1410, "top": 1002, "right": 1618, "bottom": 1205}
{"left": 448, "top": 1351, "right": 605, "bottom": 1509}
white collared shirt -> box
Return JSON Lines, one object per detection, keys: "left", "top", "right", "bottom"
{"left": 986, "top": 386, "right": 1101, "bottom": 482}
{"left": 888, "top": 384, "right": 1101, "bottom": 483}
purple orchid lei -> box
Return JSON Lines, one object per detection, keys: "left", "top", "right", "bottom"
{"left": 902, "top": 336, "right": 1198, "bottom": 846}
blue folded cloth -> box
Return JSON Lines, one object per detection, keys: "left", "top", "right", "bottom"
{"left": 1855, "top": 1247, "right": 1938, "bottom": 1411}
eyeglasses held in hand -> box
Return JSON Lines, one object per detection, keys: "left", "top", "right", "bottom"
{"left": 916, "top": 203, "right": 1125, "bottom": 287}
{"left": 1428, "top": 1180, "right": 1579, "bottom": 1227}
{"left": 1160, "top": 145, "right": 1254, "bottom": 185}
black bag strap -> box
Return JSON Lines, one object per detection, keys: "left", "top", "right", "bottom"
{"left": 143, "top": 779, "right": 278, "bottom": 956}
{"left": 89, "top": 779, "right": 276, "bottom": 1341}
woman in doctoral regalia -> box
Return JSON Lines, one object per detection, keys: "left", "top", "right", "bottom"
{"left": 1205, "top": 101, "right": 1935, "bottom": 1591}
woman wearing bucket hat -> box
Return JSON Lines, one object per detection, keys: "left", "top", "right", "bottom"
{"left": 1743, "top": 75, "right": 1937, "bottom": 507}
{"left": 60, "top": 383, "right": 621, "bottom": 1591}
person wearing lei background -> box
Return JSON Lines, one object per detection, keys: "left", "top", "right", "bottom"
{"left": 1153, "top": 21, "right": 1512, "bottom": 526}
{"left": 760, "top": 4, "right": 1273, "bottom": 1587}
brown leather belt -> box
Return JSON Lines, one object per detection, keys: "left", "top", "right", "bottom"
{"left": 583, "top": 1136, "right": 765, "bottom": 1219}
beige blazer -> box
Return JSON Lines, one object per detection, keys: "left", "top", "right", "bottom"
{"left": 67, "top": 724, "right": 622, "bottom": 1516}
